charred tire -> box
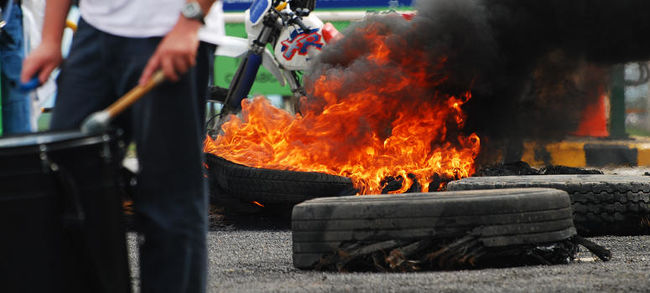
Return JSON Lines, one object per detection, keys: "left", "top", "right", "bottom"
{"left": 292, "top": 188, "right": 576, "bottom": 269}
{"left": 447, "top": 175, "right": 650, "bottom": 236}
{"left": 205, "top": 154, "right": 355, "bottom": 205}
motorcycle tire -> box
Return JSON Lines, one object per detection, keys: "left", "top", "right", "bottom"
{"left": 292, "top": 188, "right": 576, "bottom": 269}
{"left": 291, "top": 0, "right": 316, "bottom": 11}
{"left": 208, "top": 85, "right": 229, "bottom": 103}
{"left": 447, "top": 175, "right": 650, "bottom": 236}
{"left": 205, "top": 154, "right": 355, "bottom": 205}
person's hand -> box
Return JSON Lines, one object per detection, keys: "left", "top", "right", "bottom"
{"left": 139, "top": 17, "right": 202, "bottom": 85}
{"left": 21, "top": 42, "right": 63, "bottom": 84}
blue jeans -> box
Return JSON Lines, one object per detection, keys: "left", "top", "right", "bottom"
{"left": 51, "top": 19, "right": 209, "bottom": 293}
{"left": 1, "top": 3, "right": 32, "bottom": 134}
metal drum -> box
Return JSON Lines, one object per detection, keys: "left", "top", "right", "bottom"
{"left": 0, "top": 130, "right": 131, "bottom": 293}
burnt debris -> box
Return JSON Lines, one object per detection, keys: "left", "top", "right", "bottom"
{"left": 315, "top": 231, "right": 610, "bottom": 272}
{"left": 538, "top": 165, "right": 603, "bottom": 175}
{"left": 475, "top": 161, "right": 603, "bottom": 177}
{"left": 378, "top": 162, "right": 603, "bottom": 192}
{"left": 380, "top": 173, "right": 423, "bottom": 193}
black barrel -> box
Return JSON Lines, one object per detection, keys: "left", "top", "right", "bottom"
{"left": 0, "top": 130, "right": 131, "bottom": 293}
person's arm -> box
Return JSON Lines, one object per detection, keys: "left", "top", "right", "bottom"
{"left": 138, "top": 0, "right": 217, "bottom": 85}
{"left": 21, "top": 0, "right": 72, "bottom": 83}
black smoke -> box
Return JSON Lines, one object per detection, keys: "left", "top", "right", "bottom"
{"left": 304, "top": 0, "right": 650, "bottom": 161}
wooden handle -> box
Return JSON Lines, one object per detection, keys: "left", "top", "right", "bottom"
{"left": 65, "top": 20, "right": 78, "bottom": 32}
{"left": 105, "top": 70, "right": 165, "bottom": 118}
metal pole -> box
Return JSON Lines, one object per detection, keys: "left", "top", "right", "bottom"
{"left": 609, "top": 64, "right": 627, "bottom": 138}
{"left": 0, "top": 58, "right": 3, "bottom": 136}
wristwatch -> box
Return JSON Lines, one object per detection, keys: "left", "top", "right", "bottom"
{"left": 181, "top": 2, "right": 205, "bottom": 24}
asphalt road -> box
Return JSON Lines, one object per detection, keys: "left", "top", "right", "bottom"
{"left": 124, "top": 167, "right": 650, "bottom": 292}
{"left": 126, "top": 227, "right": 650, "bottom": 292}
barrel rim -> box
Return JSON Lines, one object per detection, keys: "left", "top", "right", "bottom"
{"left": 0, "top": 129, "right": 123, "bottom": 155}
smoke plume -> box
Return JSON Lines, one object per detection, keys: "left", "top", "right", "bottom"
{"left": 304, "top": 0, "right": 650, "bottom": 162}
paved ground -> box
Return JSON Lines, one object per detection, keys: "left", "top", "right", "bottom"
{"left": 123, "top": 166, "right": 650, "bottom": 292}
{"left": 126, "top": 226, "right": 650, "bottom": 292}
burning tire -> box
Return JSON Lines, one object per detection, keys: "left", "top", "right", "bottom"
{"left": 292, "top": 188, "right": 578, "bottom": 270}
{"left": 205, "top": 154, "right": 355, "bottom": 207}
{"left": 447, "top": 175, "right": 650, "bottom": 236}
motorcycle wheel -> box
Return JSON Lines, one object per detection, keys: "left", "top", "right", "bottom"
{"left": 291, "top": 0, "right": 316, "bottom": 11}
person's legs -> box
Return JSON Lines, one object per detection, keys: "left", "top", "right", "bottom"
{"left": 107, "top": 35, "right": 209, "bottom": 293}
{"left": 47, "top": 18, "right": 130, "bottom": 292}
{"left": 53, "top": 17, "right": 209, "bottom": 292}
{"left": 50, "top": 18, "right": 115, "bottom": 130}
{"left": 1, "top": 3, "right": 32, "bottom": 134}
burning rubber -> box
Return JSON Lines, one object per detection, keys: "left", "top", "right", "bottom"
{"left": 291, "top": 188, "right": 609, "bottom": 271}
{"left": 447, "top": 175, "right": 650, "bottom": 236}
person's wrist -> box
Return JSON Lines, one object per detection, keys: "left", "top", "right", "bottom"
{"left": 40, "top": 37, "right": 63, "bottom": 49}
{"left": 195, "top": 0, "right": 214, "bottom": 16}
{"left": 181, "top": 1, "right": 206, "bottom": 24}
{"left": 176, "top": 15, "right": 203, "bottom": 32}
{"left": 38, "top": 41, "right": 63, "bottom": 59}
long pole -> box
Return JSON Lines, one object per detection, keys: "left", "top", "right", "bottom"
{"left": 609, "top": 64, "right": 627, "bottom": 138}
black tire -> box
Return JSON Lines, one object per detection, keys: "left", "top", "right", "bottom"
{"left": 292, "top": 188, "right": 576, "bottom": 269}
{"left": 208, "top": 85, "right": 229, "bottom": 103}
{"left": 291, "top": 0, "right": 316, "bottom": 11}
{"left": 447, "top": 175, "right": 650, "bottom": 236}
{"left": 205, "top": 154, "right": 355, "bottom": 205}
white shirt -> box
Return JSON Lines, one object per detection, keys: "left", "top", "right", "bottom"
{"left": 80, "top": 0, "right": 184, "bottom": 37}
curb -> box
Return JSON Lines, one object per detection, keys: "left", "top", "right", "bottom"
{"left": 520, "top": 137, "right": 650, "bottom": 167}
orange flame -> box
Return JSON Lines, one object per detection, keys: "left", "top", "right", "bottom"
{"left": 204, "top": 20, "right": 480, "bottom": 195}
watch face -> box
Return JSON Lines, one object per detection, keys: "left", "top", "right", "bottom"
{"left": 183, "top": 2, "right": 202, "bottom": 19}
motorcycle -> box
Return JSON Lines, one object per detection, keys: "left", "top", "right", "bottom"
{"left": 198, "top": 0, "right": 341, "bottom": 136}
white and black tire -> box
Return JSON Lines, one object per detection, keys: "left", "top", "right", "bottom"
{"left": 292, "top": 188, "right": 576, "bottom": 269}
{"left": 447, "top": 175, "right": 650, "bottom": 236}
